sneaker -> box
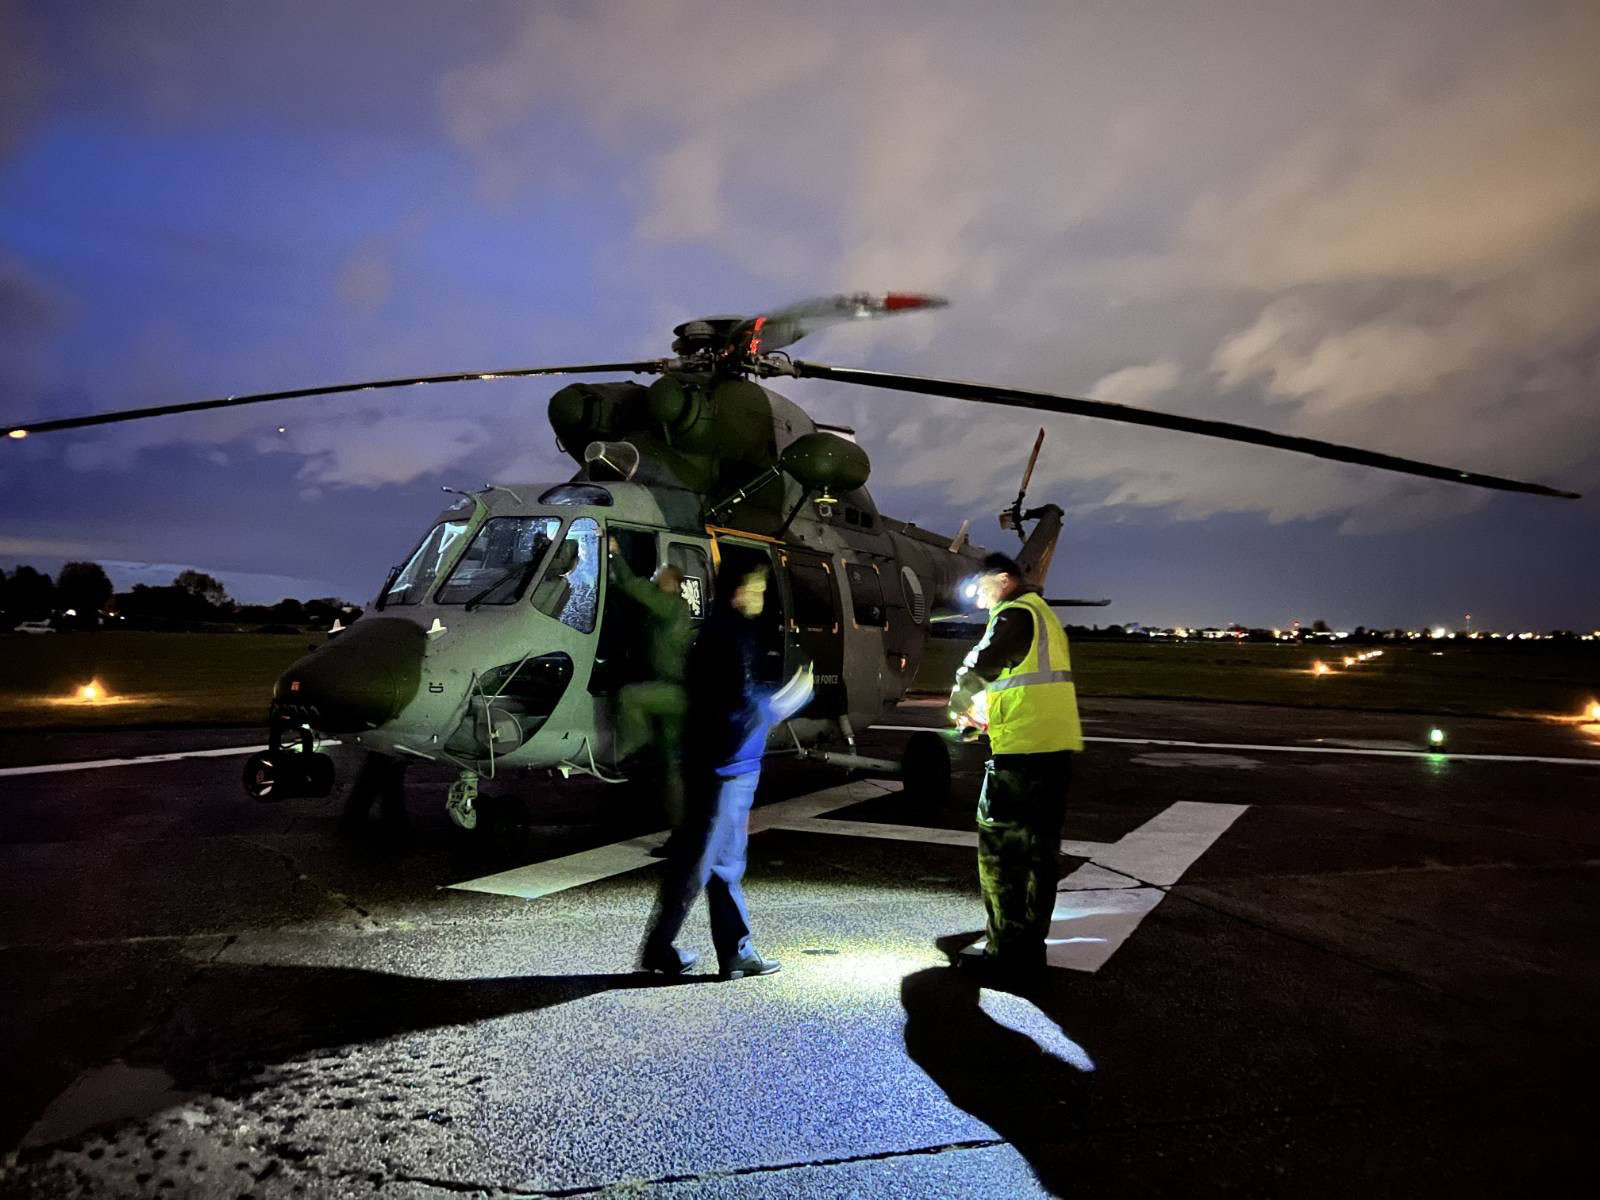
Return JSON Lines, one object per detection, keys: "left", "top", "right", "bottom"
{"left": 641, "top": 945, "right": 699, "bottom": 975}
{"left": 721, "top": 952, "right": 781, "bottom": 979}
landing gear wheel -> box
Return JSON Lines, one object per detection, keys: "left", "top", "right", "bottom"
{"left": 301, "top": 752, "right": 336, "bottom": 798}
{"left": 446, "top": 772, "right": 480, "bottom": 831}
{"left": 901, "top": 730, "right": 951, "bottom": 805}
{"left": 243, "top": 750, "right": 297, "bottom": 802}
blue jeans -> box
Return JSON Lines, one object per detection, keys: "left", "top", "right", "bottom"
{"left": 643, "top": 768, "right": 759, "bottom": 968}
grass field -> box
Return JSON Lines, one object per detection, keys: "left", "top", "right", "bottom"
{"left": 1, "top": 632, "right": 1596, "bottom": 730}
{"left": 919, "top": 636, "right": 1600, "bottom": 720}
{"left": 0, "top": 632, "right": 311, "bottom": 728}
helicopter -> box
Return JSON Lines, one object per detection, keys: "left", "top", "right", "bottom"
{"left": 5, "top": 292, "right": 1579, "bottom": 827}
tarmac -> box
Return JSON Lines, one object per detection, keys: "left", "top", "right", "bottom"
{"left": 1, "top": 696, "right": 1597, "bottom": 1197}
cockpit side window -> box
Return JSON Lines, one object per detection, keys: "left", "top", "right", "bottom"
{"left": 382, "top": 520, "right": 469, "bottom": 607}
{"left": 532, "top": 516, "right": 602, "bottom": 633}
{"left": 435, "top": 516, "right": 562, "bottom": 606}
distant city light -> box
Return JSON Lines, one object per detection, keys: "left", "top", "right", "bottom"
{"left": 1431, "top": 627, "right": 1447, "bottom": 639}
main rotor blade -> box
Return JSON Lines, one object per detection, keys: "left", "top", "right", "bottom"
{"left": 2, "top": 360, "right": 668, "bottom": 439}
{"left": 790, "top": 362, "right": 1580, "bottom": 500}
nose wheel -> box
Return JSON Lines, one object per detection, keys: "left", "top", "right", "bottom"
{"left": 243, "top": 718, "right": 337, "bottom": 802}
{"left": 446, "top": 771, "right": 479, "bottom": 831}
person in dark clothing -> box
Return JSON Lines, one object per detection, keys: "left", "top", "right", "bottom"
{"left": 949, "top": 552, "right": 1083, "bottom": 980}
{"left": 640, "top": 560, "right": 813, "bottom": 979}
{"left": 607, "top": 538, "right": 692, "bottom": 852}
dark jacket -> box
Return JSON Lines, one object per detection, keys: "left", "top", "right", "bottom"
{"left": 610, "top": 555, "right": 693, "bottom": 685}
{"left": 684, "top": 607, "right": 810, "bottom": 778}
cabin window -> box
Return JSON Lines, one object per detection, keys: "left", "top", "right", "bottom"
{"left": 667, "top": 543, "right": 711, "bottom": 620}
{"left": 383, "top": 520, "right": 470, "bottom": 606}
{"left": 532, "top": 516, "right": 602, "bottom": 633}
{"left": 845, "top": 562, "right": 887, "bottom": 628}
{"left": 787, "top": 559, "right": 836, "bottom": 631}
{"left": 538, "top": 483, "right": 613, "bottom": 506}
{"left": 435, "top": 516, "right": 561, "bottom": 606}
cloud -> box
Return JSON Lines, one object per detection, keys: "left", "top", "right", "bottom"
{"left": 430, "top": 0, "right": 1598, "bottom": 531}
{"left": 265, "top": 413, "right": 495, "bottom": 489}
{"left": 1088, "top": 361, "right": 1182, "bottom": 408}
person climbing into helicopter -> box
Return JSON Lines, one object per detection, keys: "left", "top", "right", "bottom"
{"left": 605, "top": 536, "right": 692, "bottom": 855}
{"left": 949, "top": 551, "right": 1083, "bottom": 982}
{"left": 639, "top": 557, "right": 814, "bottom": 979}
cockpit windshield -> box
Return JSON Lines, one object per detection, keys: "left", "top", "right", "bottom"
{"left": 382, "top": 520, "right": 469, "bottom": 607}
{"left": 435, "top": 515, "right": 562, "bottom": 606}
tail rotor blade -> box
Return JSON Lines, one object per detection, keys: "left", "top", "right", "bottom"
{"left": 732, "top": 292, "right": 947, "bottom": 357}
{"left": 1018, "top": 427, "right": 1045, "bottom": 500}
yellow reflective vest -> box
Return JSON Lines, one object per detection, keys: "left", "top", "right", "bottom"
{"left": 985, "top": 591, "right": 1083, "bottom": 754}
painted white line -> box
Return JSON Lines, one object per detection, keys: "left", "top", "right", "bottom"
{"left": 1089, "top": 800, "right": 1249, "bottom": 886}
{"left": 1042, "top": 887, "right": 1167, "bottom": 972}
{"left": 966, "top": 800, "right": 1248, "bottom": 972}
{"left": 867, "top": 725, "right": 1600, "bottom": 767}
{"left": 0, "top": 744, "right": 267, "bottom": 779}
{"left": 769, "top": 815, "right": 1111, "bottom": 861}
{"left": 448, "top": 780, "right": 897, "bottom": 899}
{"left": 449, "top": 775, "right": 1245, "bottom": 977}
{"left": 451, "top": 833, "right": 670, "bottom": 900}
{"left": 1087, "top": 735, "right": 1600, "bottom": 768}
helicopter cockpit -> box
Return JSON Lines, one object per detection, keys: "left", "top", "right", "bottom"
{"left": 312, "top": 482, "right": 727, "bottom": 772}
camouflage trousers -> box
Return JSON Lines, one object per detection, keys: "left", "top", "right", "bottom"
{"left": 976, "top": 750, "right": 1075, "bottom": 966}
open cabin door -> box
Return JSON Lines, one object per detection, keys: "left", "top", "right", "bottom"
{"left": 777, "top": 546, "right": 846, "bottom": 718}
{"left": 706, "top": 533, "right": 786, "bottom": 686}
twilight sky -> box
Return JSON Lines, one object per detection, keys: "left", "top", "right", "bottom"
{"left": 2, "top": 0, "right": 1597, "bottom": 629}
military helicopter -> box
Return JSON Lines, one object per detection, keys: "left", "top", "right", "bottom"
{"left": 5, "top": 293, "right": 1578, "bottom": 825}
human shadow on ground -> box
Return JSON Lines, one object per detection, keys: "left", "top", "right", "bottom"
{"left": 14, "top": 962, "right": 706, "bottom": 1156}
{"left": 132, "top": 963, "right": 709, "bottom": 1091}
{"left": 902, "top": 962, "right": 1100, "bottom": 1196}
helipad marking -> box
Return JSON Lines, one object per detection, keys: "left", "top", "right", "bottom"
{"left": 868, "top": 726, "right": 1600, "bottom": 767}
{"left": 962, "top": 800, "right": 1249, "bottom": 972}
{"left": 0, "top": 744, "right": 267, "bottom": 778}
{"left": 450, "top": 780, "right": 1247, "bottom": 976}
{"left": 448, "top": 781, "right": 890, "bottom": 899}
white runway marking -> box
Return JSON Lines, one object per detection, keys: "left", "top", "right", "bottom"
{"left": 451, "top": 833, "right": 671, "bottom": 900}
{"left": 867, "top": 726, "right": 1600, "bottom": 767}
{"left": 965, "top": 800, "right": 1248, "bottom": 971}
{"left": 0, "top": 744, "right": 267, "bottom": 778}
{"left": 449, "top": 781, "right": 893, "bottom": 899}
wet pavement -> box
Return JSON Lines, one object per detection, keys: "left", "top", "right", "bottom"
{"left": 2, "top": 697, "right": 1597, "bottom": 1197}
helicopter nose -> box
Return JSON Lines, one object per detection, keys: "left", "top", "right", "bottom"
{"left": 274, "top": 617, "right": 426, "bottom": 733}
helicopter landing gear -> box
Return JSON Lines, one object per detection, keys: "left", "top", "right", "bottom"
{"left": 243, "top": 721, "right": 336, "bottom": 802}
{"left": 338, "top": 751, "right": 408, "bottom": 833}
{"left": 446, "top": 771, "right": 479, "bottom": 831}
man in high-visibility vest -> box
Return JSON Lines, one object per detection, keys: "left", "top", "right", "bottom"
{"left": 949, "top": 552, "right": 1083, "bottom": 978}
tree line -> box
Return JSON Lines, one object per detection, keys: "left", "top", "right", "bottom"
{"left": 1, "top": 562, "right": 359, "bottom": 631}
